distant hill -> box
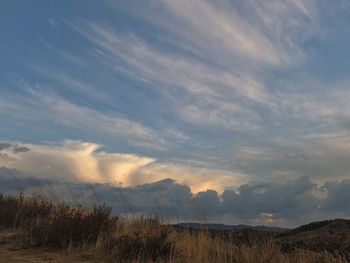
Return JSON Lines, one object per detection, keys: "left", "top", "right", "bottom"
{"left": 280, "top": 219, "right": 350, "bottom": 260}
{"left": 176, "top": 219, "right": 350, "bottom": 260}
{"left": 175, "top": 222, "right": 289, "bottom": 233}
{"left": 1, "top": 167, "right": 349, "bottom": 260}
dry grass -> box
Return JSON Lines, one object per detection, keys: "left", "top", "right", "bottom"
{"left": 0, "top": 193, "right": 346, "bottom": 263}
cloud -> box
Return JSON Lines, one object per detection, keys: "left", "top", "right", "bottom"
{"left": 156, "top": 0, "right": 281, "bottom": 65}
{"left": 67, "top": 0, "right": 324, "bottom": 133}
{"left": 1, "top": 167, "right": 350, "bottom": 227}
{"left": 2, "top": 0, "right": 350, "bottom": 228}
{"left": 69, "top": 22, "right": 268, "bottom": 131}
{"left": 0, "top": 87, "right": 167, "bottom": 151}
{"left": 134, "top": 162, "right": 245, "bottom": 193}
{"left": 271, "top": 88, "right": 350, "bottom": 128}
{"left": 0, "top": 143, "right": 29, "bottom": 153}
{"left": 0, "top": 143, "right": 12, "bottom": 151}
{"left": 140, "top": 0, "right": 316, "bottom": 67}
{"left": 322, "top": 179, "right": 350, "bottom": 212}
{"left": 239, "top": 130, "right": 350, "bottom": 182}
{"left": 124, "top": 0, "right": 320, "bottom": 67}
{"left": 0, "top": 140, "right": 244, "bottom": 193}
{"left": 31, "top": 66, "right": 109, "bottom": 101}
{"left": 77, "top": 176, "right": 350, "bottom": 226}
{"left": 49, "top": 18, "right": 58, "bottom": 27}
{"left": 0, "top": 140, "right": 155, "bottom": 185}
{"left": 222, "top": 177, "right": 317, "bottom": 220}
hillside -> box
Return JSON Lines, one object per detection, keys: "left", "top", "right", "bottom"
{"left": 176, "top": 222, "right": 288, "bottom": 232}
{"left": 280, "top": 219, "right": 350, "bottom": 260}
{"left": 178, "top": 219, "right": 350, "bottom": 260}
{"left": 0, "top": 194, "right": 347, "bottom": 262}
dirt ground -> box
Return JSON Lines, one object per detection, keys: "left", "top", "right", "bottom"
{"left": 0, "top": 230, "right": 100, "bottom": 263}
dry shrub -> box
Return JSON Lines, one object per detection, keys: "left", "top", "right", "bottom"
{"left": 0, "top": 193, "right": 347, "bottom": 263}
{"left": 0, "top": 193, "right": 52, "bottom": 229}
{"left": 172, "top": 230, "right": 346, "bottom": 263}
{"left": 99, "top": 217, "right": 175, "bottom": 262}
{"left": 0, "top": 193, "right": 116, "bottom": 248}
{"left": 26, "top": 204, "right": 115, "bottom": 248}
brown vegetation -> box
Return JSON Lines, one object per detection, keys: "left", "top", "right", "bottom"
{"left": 0, "top": 193, "right": 347, "bottom": 262}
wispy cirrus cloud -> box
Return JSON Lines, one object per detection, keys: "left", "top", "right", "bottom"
{"left": 2, "top": 0, "right": 350, "bottom": 222}
{"left": 68, "top": 0, "right": 322, "bottom": 133}
{"left": 231, "top": 130, "right": 350, "bottom": 184}
{"left": 0, "top": 87, "right": 166, "bottom": 151}
{"left": 117, "top": 0, "right": 319, "bottom": 67}
{"left": 70, "top": 22, "right": 267, "bottom": 131}
{"left": 150, "top": 0, "right": 283, "bottom": 66}
{"left": 59, "top": 0, "right": 350, "bottom": 180}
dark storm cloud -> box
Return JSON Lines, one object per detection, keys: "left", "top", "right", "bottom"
{"left": 0, "top": 143, "right": 11, "bottom": 151}
{"left": 0, "top": 142, "right": 30, "bottom": 154}
{"left": 1, "top": 167, "right": 350, "bottom": 227}
{"left": 322, "top": 179, "right": 350, "bottom": 213}
{"left": 221, "top": 177, "right": 318, "bottom": 219}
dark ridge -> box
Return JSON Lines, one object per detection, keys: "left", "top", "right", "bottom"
{"left": 281, "top": 219, "right": 350, "bottom": 236}
{"left": 175, "top": 222, "right": 289, "bottom": 233}
{"left": 280, "top": 219, "right": 350, "bottom": 260}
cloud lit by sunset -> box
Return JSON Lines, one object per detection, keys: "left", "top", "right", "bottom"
{"left": 2, "top": 0, "right": 350, "bottom": 226}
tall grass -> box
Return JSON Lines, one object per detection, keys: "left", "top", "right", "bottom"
{"left": 0, "top": 193, "right": 115, "bottom": 247}
{"left": 0, "top": 193, "right": 346, "bottom": 262}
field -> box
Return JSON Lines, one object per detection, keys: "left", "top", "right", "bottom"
{"left": 0, "top": 193, "right": 347, "bottom": 263}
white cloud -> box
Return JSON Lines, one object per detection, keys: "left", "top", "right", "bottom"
{"left": 0, "top": 141, "right": 246, "bottom": 193}
{"left": 69, "top": 0, "right": 322, "bottom": 131}
{"left": 71, "top": 22, "right": 268, "bottom": 130}
{"left": 118, "top": 0, "right": 319, "bottom": 68}
{"left": 84, "top": 23, "right": 268, "bottom": 100}
{"left": 232, "top": 131, "right": 350, "bottom": 183}
{"left": 271, "top": 83, "right": 350, "bottom": 129}
{"left": 151, "top": 0, "right": 284, "bottom": 66}
{"left": 177, "top": 100, "right": 261, "bottom": 131}
{"left": 3, "top": 0, "right": 348, "bottom": 200}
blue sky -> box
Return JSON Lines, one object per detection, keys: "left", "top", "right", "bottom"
{"left": 1, "top": 0, "right": 350, "bottom": 225}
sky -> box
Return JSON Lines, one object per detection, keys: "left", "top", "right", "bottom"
{"left": 1, "top": 0, "right": 350, "bottom": 227}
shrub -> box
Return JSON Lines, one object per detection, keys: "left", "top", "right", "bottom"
{"left": 0, "top": 193, "right": 117, "bottom": 248}
{"left": 0, "top": 193, "right": 347, "bottom": 263}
